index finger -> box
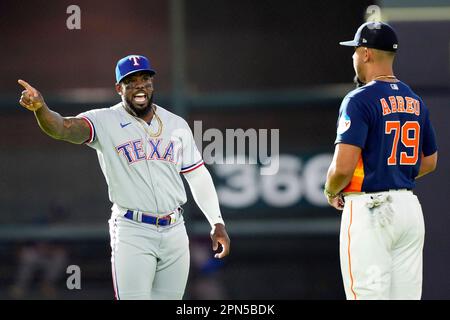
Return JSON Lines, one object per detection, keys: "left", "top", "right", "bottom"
{"left": 18, "top": 79, "right": 36, "bottom": 93}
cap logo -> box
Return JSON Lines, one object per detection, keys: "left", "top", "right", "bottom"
{"left": 362, "top": 38, "right": 367, "bottom": 43}
{"left": 129, "top": 56, "right": 141, "bottom": 66}
{"left": 393, "top": 44, "right": 398, "bottom": 49}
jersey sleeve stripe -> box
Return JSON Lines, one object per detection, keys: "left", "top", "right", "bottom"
{"left": 180, "top": 160, "right": 204, "bottom": 174}
{"left": 79, "top": 116, "right": 96, "bottom": 144}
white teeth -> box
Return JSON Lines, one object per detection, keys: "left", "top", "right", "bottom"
{"left": 134, "top": 95, "right": 147, "bottom": 103}
{"left": 133, "top": 92, "right": 147, "bottom": 104}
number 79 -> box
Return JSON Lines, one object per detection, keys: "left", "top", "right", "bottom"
{"left": 385, "top": 121, "right": 420, "bottom": 165}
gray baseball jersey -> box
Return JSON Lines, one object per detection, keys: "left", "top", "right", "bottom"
{"left": 77, "top": 103, "right": 204, "bottom": 215}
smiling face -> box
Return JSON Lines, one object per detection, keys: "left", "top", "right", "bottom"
{"left": 116, "top": 71, "right": 154, "bottom": 117}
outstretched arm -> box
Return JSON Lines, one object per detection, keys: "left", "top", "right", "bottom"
{"left": 18, "top": 79, "right": 91, "bottom": 144}
{"left": 183, "top": 165, "right": 230, "bottom": 259}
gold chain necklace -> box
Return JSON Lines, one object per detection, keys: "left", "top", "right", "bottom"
{"left": 122, "top": 103, "right": 163, "bottom": 137}
{"left": 373, "top": 75, "right": 397, "bottom": 81}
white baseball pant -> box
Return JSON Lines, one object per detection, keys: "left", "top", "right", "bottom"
{"left": 108, "top": 211, "right": 190, "bottom": 300}
{"left": 340, "top": 190, "right": 425, "bottom": 300}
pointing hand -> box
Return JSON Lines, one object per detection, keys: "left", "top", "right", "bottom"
{"left": 18, "top": 79, "right": 45, "bottom": 111}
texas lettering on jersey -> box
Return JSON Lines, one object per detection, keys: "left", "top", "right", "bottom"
{"left": 76, "top": 103, "right": 204, "bottom": 213}
{"left": 116, "top": 138, "right": 178, "bottom": 165}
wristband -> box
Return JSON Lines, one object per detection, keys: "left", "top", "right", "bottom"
{"left": 324, "top": 188, "right": 339, "bottom": 199}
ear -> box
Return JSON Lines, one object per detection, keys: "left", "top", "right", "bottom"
{"left": 363, "top": 48, "right": 371, "bottom": 63}
{"left": 115, "top": 83, "right": 123, "bottom": 96}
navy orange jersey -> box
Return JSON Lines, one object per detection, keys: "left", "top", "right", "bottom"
{"left": 335, "top": 80, "right": 438, "bottom": 193}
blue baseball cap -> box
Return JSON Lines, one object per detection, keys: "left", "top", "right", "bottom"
{"left": 340, "top": 21, "right": 398, "bottom": 52}
{"left": 115, "top": 54, "right": 156, "bottom": 83}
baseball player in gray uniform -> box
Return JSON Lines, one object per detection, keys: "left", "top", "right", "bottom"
{"left": 18, "top": 54, "right": 231, "bottom": 300}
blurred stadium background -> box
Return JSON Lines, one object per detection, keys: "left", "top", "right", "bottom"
{"left": 0, "top": 0, "right": 449, "bottom": 299}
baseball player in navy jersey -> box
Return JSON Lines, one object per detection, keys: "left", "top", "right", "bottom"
{"left": 324, "top": 22, "right": 438, "bottom": 300}
{"left": 17, "top": 54, "right": 230, "bottom": 300}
